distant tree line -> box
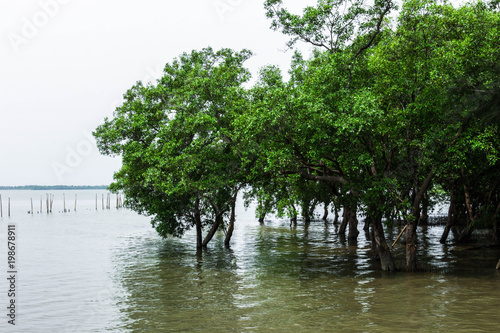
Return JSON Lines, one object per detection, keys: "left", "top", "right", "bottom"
{"left": 94, "top": 0, "right": 500, "bottom": 272}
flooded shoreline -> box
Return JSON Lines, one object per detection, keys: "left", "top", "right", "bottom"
{"left": 0, "top": 190, "right": 499, "bottom": 332}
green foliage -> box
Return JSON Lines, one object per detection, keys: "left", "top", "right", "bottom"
{"left": 94, "top": 1, "right": 500, "bottom": 250}
{"left": 94, "top": 47, "right": 252, "bottom": 239}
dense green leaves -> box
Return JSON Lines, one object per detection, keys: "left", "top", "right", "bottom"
{"left": 94, "top": 1, "right": 499, "bottom": 270}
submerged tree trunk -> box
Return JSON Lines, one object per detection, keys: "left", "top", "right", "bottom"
{"left": 458, "top": 184, "right": 477, "bottom": 243}
{"left": 363, "top": 218, "right": 370, "bottom": 231}
{"left": 347, "top": 206, "right": 359, "bottom": 241}
{"left": 203, "top": 200, "right": 223, "bottom": 247}
{"left": 258, "top": 213, "right": 266, "bottom": 224}
{"left": 308, "top": 199, "right": 317, "bottom": 222}
{"left": 302, "top": 199, "right": 311, "bottom": 224}
{"left": 339, "top": 207, "right": 348, "bottom": 235}
{"left": 289, "top": 203, "right": 298, "bottom": 225}
{"left": 224, "top": 191, "right": 239, "bottom": 247}
{"left": 322, "top": 200, "right": 329, "bottom": 221}
{"left": 202, "top": 213, "right": 222, "bottom": 247}
{"left": 440, "top": 187, "right": 456, "bottom": 244}
{"left": 333, "top": 201, "right": 339, "bottom": 224}
{"left": 406, "top": 168, "right": 435, "bottom": 271}
{"left": 194, "top": 198, "right": 203, "bottom": 249}
{"left": 420, "top": 192, "right": 429, "bottom": 225}
{"left": 405, "top": 220, "right": 418, "bottom": 271}
{"left": 371, "top": 216, "right": 396, "bottom": 271}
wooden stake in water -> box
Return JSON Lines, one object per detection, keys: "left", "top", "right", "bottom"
{"left": 95, "top": 194, "right": 98, "bottom": 210}
{"left": 40, "top": 196, "right": 42, "bottom": 213}
{"left": 74, "top": 194, "right": 77, "bottom": 212}
{"left": 46, "top": 193, "right": 49, "bottom": 214}
{"left": 8, "top": 197, "right": 11, "bottom": 217}
{"left": 102, "top": 194, "right": 104, "bottom": 210}
{"left": 63, "top": 193, "right": 66, "bottom": 213}
{"left": 31, "top": 198, "right": 34, "bottom": 214}
{"left": 1, "top": 194, "right": 3, "bottom": 217}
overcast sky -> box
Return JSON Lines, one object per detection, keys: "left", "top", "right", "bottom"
{"left": 0, "top": 0, "right": 316, "bottom": 186}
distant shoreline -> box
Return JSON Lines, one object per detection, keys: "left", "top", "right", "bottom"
{"left": 0, "top": 185, "right": 109, "bottom": 190}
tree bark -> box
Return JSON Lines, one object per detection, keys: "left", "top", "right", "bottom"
{"left": 333, "top": 202, "right": 339, "bottom": 224}
{"left": 322, "top": 200, "right": 329, "bottom": 221}
{"left": 302, "top": 200, "right": 311, "bottom": 224}
{"left": 203, "top": 201, "right": 223, "bottom": 247}
{"left": 363, "top": 218, "right": 370, "bottom": 231}
{"left": 458, "top": 183, "right": 477, "bottom": 243}
{"left": 224, "top": 201, "right": 236, "bottom": 247}
{"left": 372, "top": 217, "right": 396, "bottom": 271}
{"left": 194, "top": 198, "right": 203, "bottom": 249}
{"left": 440, "top": 187, "right": 456, "bottom": 244}
{"left": 347, "top": 206, "right": 359, "bottom": 241}
{"left": 420, "top": 192, "right": 429, "bottom": 225}
{"left": 406, "top": 167, "right": 436, "bottom": 271}
{"left": 339, "top": 208, "right": 348, "bottom": 235}
{"left": 202, "top": 214, "right": 221, "bottom": 247}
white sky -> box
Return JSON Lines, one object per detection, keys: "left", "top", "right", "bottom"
{"left": 0, "top": 0, "right": 315, "bottom": 186}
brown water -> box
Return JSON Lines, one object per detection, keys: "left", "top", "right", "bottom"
{"left": 0, "top": 190, "right": 499, "bottom": 332}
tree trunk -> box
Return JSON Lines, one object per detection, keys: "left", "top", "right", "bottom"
{"left": 224, "top": 195, "right": 237, "bottom": 247}
{"left": 308, "top": 199, "right": 317, "bottom": 222}
{"left": 363, "top": 218, "right": 370, "bottom": 231}
{"left": 322, "top": 200, "right": 329, "bottom": 221}
{"left": 202, "top": 213, "right": 222, "bottom": 247}
{"left": 302, "top": 200, "right": 311, "bottom": 224}
{"left": 195, "top": 198, "right": 203, "bottom": 249}
{"left": 458, "top": 183, "right": 477, "bottom": 243}
{"left": 339, "top": 208, "right": 347, "bottom": 235}
{"left": 347, "top": 206, "right": 359, "bottom": 241}
{"left": 333, "top": 202, "right": 339, "bottom": 224}
{"left": 440, "top": 187, "right": 456, "bottom": 244}
{"left": 405, "top": 221, "right": 418, "bottom": 271}
{"left": 289, "top": 203, "right": 297, "bottom": 225}
{"left": 406, "top": 167, "right": 435, "bottom": 271}
{"left": 420, "top": 192, "right": 429, "bottom": 225}
{"left": 372, "top": 216, "right": 396, "bottom": 271}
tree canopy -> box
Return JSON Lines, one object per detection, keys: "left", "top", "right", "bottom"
{"left": 94, "top": 0, "right": 500, "bottom": 271}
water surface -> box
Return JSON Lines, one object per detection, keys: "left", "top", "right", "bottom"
{"left": 0, "top": 190, "right": 498, "bottom": 332}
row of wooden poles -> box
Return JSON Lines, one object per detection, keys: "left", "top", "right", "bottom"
{"left": 0, "top": 193, "right": 124, "bottom": 217}
{"left": 0, "top": 194, "right": 9, "bottom": 217}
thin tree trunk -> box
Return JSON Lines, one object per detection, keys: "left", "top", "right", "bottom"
{"left": 322, "top": 200, "right": 329, "bottom": 221}
{"left": 225, "top": 192, "right": 238, "bottom": 247}
{"left": 257, "top": 196, "right": 266, "bottom": 224}
{"left": 440, "top": 187, "right": 456, "bottom": 244}
{"left": 333, "top": 202, "right": 339, "bottom": 224}
{"left": 289, "top": 203, "right": 297, "bottom": 225}
{"left": 347, "top": 205, "right": 359, "bottom": 241}
{"left": 339, "top": 207, "right": 347, "bottom": 235}
{"left": 202, "top": 213, "right": 222, "bottom": 247}
{"left": 372, "top": 216, "right": 396, "bottom": 271}
{"left": 194, "top": 198, "right": 202, "bottom": 249}
{"left": 406, "top": 167, "right": 435, "bottom": 272}
{"left": 363, "top": 218, "right": 370, "bottom": 231}
{"left": 458, "top": 183, "right": 477, "bottom": 243}
{"left": 420, "top": 192, "right": 429, "bottom": 225}
{"left": 302, "top": 200, "right": 311, "bottom": 224}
